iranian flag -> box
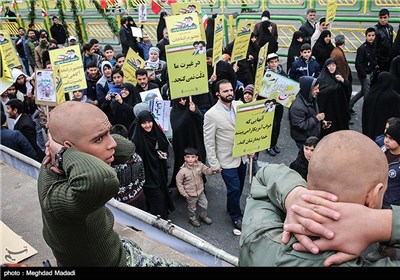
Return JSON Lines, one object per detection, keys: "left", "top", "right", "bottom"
{"left": 100, "top": 0, "right": 108, "bottom": 9}
{"left": 200, "top": 11, "right": 208, "bottom": 28}
{"left": 151, "top": 0, "right": 162, "bottom": 15}
{"left": 41, "top": 8, "right": 47, "bottom": 17}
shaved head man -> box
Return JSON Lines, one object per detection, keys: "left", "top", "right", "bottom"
{"left": 307, "top": 130, "right": 388, "bottom": 206}
{"left": 48, "top": 101, "right": 116, "bottom": 165}
{"left": 39, "top": 101, "right": 183, "bottom": 267}
{"left": 239, "top": 131, "right": 400, "bottom": 267}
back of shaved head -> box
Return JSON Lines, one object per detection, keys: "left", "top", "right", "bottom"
{"left": 308, "top": 130, "right": 388, "bottom": 204}
{"left": 49, "top": 101, "right": 107, "bottom": 144}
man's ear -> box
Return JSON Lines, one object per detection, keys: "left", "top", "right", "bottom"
{"left": 64, "top": 141, "right": 73, "bottom": 148}
{"left": 366, "top": 183, "right": 385, "bottom": 208}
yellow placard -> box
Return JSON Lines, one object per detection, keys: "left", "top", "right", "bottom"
{"left": 231, "top": 21, "right": 253, "bottom": 63}
{"left": 253, "top": 42, "right": 268, "bottom": 100}
{"left": 52, "top": 63, "right": 65, "bottom": 104}
{"left": 325, "top": 0, "right": 338, "bottom": 25}
{"left": 122, "top": 48, "right": 144, "bottom": 85}
{"left": 0, "top": 30, "right": 21, "bottom": 69}
{"left": 0, "top": 48, "right": 13, "bottom": 94}
{"left": 212, "top": 15, "right": 225, "bottom": 66}
{"left": 166, "top": 43, "right": 208, "bottom": 99}
{"left": 166, "top": 13, "right": 202, "bottom": 45}
{"left": 233, "top": 100, "right": 274, "bottom": 157}
{"left": 49, "top": 45, "right": 86, "bottom": 93}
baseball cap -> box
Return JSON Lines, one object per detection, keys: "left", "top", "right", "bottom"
{"left": 267, "top": 53, "right": 279, "bottom": 61}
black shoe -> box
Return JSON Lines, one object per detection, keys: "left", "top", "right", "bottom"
{"left": 349, "top": 108, "right": 356, "bottom": 115}
{"left": 267, "top": 148, "right": 276, "bottom": 157}
{"left": 233, "top": 219, "right": 242, "bottom": 230}
{"left": 273, "top": 146, "right": 280, "bottom": 154}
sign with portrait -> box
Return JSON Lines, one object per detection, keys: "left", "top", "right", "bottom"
{"left": 49, "top": 45, "right": 86, "bottom": 92}
{"left": 166, "top": 43, "right": 208, "bottom": 99}
{"left": 233, "top": 100, "right": 274, "bottom": 157}
{"left": 122, "top": 48, "right": 144, "bottom": 85}
{"left": 139, "top": 88, "right": 163, "bottom": 102}
{"left": 231, "top": 21, "right": 253, "bottom": 63}
{"left": 165, "top": 13, "right": 202, "bottom": 45}
{"left": 0, "top": 30, "right": 21, "bottom": 68}
{"left": 35, "top": 70, "right": 57, "bottom": 105}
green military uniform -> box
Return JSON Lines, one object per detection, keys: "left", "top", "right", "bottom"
{"left": 38, "top": 135, "right": 184, "bottom": 267}
{"left": 239, "top": 164, "right": 400, "bottom": 267}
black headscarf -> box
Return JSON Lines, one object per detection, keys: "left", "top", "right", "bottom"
{"left": 156, "top": 12, "right": 168, "bottom": 42}
{"left": 312, "top": 30, "right": 335, "bottom": 70}
{"left": 287, "top": 31, "right": 304, "bottom": 72}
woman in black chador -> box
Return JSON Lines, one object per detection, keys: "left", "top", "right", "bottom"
{"left": 132, "top": 111, "right": 174, "bottom": 219}
{"left": 317, "top": 58, "right": 351, "bottom": 137}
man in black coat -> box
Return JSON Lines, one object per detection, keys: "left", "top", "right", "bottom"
{"left": 50, "top": 16, "right": 67, "bottom": 47}
{"left": 5, "top": 99, "right": 45, "bottom": 161}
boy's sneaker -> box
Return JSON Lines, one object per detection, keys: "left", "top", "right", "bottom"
{"left": 200, "top": 216, "right": 213, "bottom": 225}
{"left": 273, "top": 146, "right": 281, "bottom": 154}
{"left": 233, "top": 219, "right": 242, "bottom": 230}
{"left": 189, "top": 219, "right": 201, "bottom": 227}
{"left": 266, "top": 148, "right": 276, "bottom": 157}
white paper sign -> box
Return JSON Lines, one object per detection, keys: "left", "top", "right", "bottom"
{"left": 148, "top": 99, "right": 171, "bottom": 132}
{"left": 131, "top": 27, "right": 143, "bottom": 38}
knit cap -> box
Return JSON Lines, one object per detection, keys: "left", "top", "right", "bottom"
{"left": 149, "top": 47, "right": 160, "bottom": 56}
{"left": 386, "top": 125, "right": 400, "bottom": 145}
{"left": 243, "top": 84, "right": 255, "bottom": 95}
{"left": 111, "top": 134, "right": 135, "bottom": 164}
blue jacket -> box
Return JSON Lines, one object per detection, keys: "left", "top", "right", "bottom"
{"left": 383, "top": 149, "right": 400, "bottom": 208}
{"left": 288, "top": 56, "right": 320, "bottom": 82}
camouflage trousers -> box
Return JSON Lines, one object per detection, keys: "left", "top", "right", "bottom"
{"left": 120, "top": 237, "right": 187, "bottom": 267}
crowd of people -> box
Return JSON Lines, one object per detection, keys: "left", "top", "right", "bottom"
{"left": 1, "top": 5, "right": 400, "bottom": 267}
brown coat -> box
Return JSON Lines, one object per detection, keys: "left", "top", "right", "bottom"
{"left": 330, "top": 46, "right": 351, "bottom": 80}
{"left": 176, "top": 161, "right": 213, "bottom": 197}
{"left": 253, "top": 21, "right": 278, "bottom": 42}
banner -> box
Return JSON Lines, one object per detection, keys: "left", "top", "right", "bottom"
{"left": 212, "top": 15, "right": 225, "bottom": 66}
{"left": 253, "top": 42, "right": 268, "bottom": 100}
{"left": 325, "top": 0, "right": 338, "bottom": 25}
{"left": 233, "top": 100, "right": 274, "bottom": 157}
{"left": 0, "top": 30, "right": 21, "bottom": 68}
{"left": 166, "top": 13, "right": 202, "bottom": 45}
{"left": 148, "top": 99, "right": 171, "bottom": 132}
{"left": 231, "top": 21, "right": 253, "bottom": 63}
{"left": 122, "top": 48, "right": 144, "bottom": 85}
{"left": 35, "top": 69, "right": 57, "bottom": 106}
{"left": 166, "top": 43, "right": 208, "bottom": 99}
{"left": 49, "top": 45, "right": 86, "bottom": 92}
{"left": 259, "top": 71, "right": 299, "bottom": 108}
